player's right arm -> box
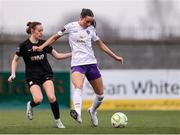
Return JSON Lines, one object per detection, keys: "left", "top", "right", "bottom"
{"left": 33, "top": 34, "right": 61, "bottom": 52}
{"left": 8, "top": 54, "right": 20, "bottom": 82}
{"left": 33, "top": 23, "right": 71, "bottom": 52}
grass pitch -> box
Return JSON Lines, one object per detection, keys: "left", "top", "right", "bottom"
{"left": 0, "top": 109, "right": 180, "bottom": 134}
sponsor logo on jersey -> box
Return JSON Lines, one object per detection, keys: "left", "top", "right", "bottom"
{"left": 77, "top": 39, "right": 86, "bottom": 43}
{"left": 30, "top": 54, "right": 44, "bottom": 61}
{"left": 77, "top": 33, "right": 87, "bottom": 43}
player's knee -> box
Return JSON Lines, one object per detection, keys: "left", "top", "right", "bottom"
{"left": 48, "top": 96, "right": 56, "bottom": 103}
{"left": 74, "top": 85, "right": 83, "bottom": 89}
{"left": 34, "top": 97, "right": 43, "bottom": 104}
{"left": 97, "top": 94, "right": 104, "bottom": 101}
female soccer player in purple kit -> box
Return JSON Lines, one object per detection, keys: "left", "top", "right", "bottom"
{"left": 33, "top": 9, "right": 123, "bottom": 127}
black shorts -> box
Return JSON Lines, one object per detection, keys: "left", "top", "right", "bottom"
{"left": 26, "top": 75, "right": 53, "bottom": 88}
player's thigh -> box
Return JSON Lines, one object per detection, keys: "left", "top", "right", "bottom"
{"left": 71, "top": 71, "right": 86, "bottom": 89}
{"left": 89, "top": 77, "right": 104, "bottom": 95}
{"left": 42, "top": 80, "right": 56, "bottom": 102}
{"left": 30, "top": 84, "right": 43, "bottom": 102}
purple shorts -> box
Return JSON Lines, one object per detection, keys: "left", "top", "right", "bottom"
{"left": 71, "top": 64, "right": 101, "bottom": 81}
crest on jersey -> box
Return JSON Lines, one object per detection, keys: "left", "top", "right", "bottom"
{"left": 77, "top": 33, "right": 87, "bottom": 43}
{"left": 29, "top": 81, "right": 33, "bottom": 86}
{"left": 86, "top": 30, "right": 90, "bottom": 35}
{"left": 80, "top": 33, "right": 86, "bottom": 39}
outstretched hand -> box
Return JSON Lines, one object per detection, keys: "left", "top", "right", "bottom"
{"left": 32, "top": 46, "right": 43, "bottom": 52}
{"left": 8, "top": 74, "right": 15, "bottom": 83}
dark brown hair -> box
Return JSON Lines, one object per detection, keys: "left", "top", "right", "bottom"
{"left": 80, "top": 8, "right": 94, "bottom": 18}
{"left": 26, "top": 21, "right": 42, "bottom": 34}
{"left": 80, "top": 8, "right": 96, "bottom": 28}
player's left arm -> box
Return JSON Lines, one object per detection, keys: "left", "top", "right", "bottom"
{"left": 96, "top": 39, "right": 123, "bottom": 64}
{"left": 51, "top": 49, "right": 72, "bottom": 60}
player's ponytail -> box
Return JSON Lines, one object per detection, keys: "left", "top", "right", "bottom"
{"left": 91, "top": 19, "right": 96, "bottom": 28}
{"left": 26, "top": 21, "right": 42, "bottom": 34}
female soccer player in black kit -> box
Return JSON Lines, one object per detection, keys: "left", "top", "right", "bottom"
{"left": 8, "top": 21, "right": 71, "bottom": 128}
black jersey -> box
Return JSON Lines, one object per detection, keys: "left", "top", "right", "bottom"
{"left": 16, "top": 39, "right": 53, "bottom": 80}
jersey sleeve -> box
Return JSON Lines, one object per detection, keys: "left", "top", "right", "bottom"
{"left": 43, "top": 46, "right": 53, "bottom": 54}
{"left": 57, "top": 23, "right": 71, "bottom": 36}
{"left": 91, "top": 28, "right": 100, "bottom": 42}
{"left": 15, "top": 44, "right": 24, "bottom": 56}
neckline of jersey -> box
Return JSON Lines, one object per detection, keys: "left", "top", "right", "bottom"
{"left": 28, "top": 38, "right": 40, "bottom": 45}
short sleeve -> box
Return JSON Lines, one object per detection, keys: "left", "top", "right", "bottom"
{"left": 57, "top": 23, "right": 71, "bottom": 36}
{"left": 92, "top": 28, "right": 100, "bottom": 42}
{"left": 15, "top": 44, "right": 24, "bottom": 56}
{"left": 43, "top": 46, "right": 53, "bottom": 54}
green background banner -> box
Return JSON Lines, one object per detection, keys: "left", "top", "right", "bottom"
{"left": 0, "top": 72, "right": 70, "bottom": 108}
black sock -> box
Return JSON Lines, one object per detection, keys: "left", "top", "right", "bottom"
{"left": 30, "top": 100, "right": 40, "bottom": 107}
{"left": 50, "top": 100, "right": 60, "bottom": 120}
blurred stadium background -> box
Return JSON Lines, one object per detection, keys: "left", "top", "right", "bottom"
{"left": 1, "top": 0, "right": 180, "bottom": 134}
